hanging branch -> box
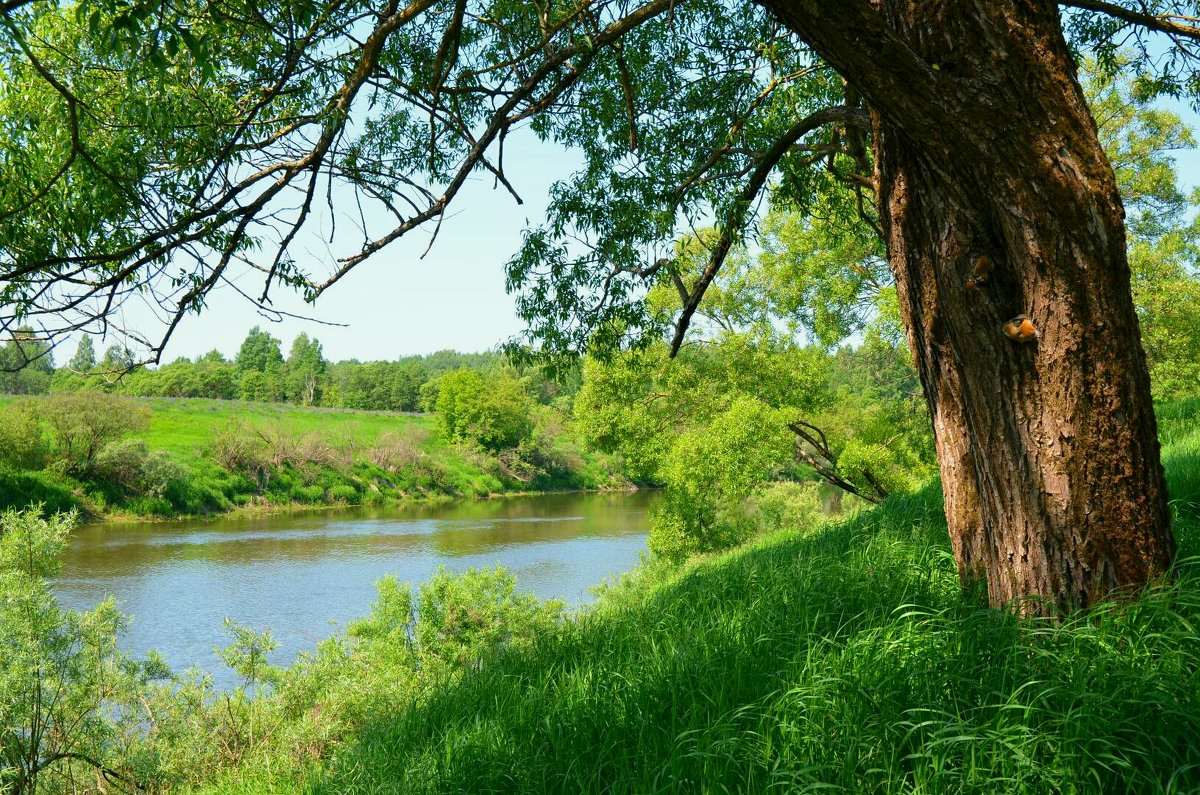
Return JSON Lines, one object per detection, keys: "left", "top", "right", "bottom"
{"left": 668, "top": 104, "right": 869, "bottom": 355}
{"left": 788, "top": 418, "right": 886, "bottom": 503}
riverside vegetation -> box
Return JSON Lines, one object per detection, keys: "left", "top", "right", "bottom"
{"left": 0, "top": 358, "right": 625, "bottom": 519}
{"left": 1, "top": 397, "right": 1197, "bottom": 794}
{"left": 4, "top": 16, "right": 1200, "bottom": 795}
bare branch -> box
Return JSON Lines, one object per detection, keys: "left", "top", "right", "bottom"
{"left": 788, "top": 420, "right": 884, "bottom": 503}
{"left": 1061, "top": 0, "right": 1200, "bottom": 42}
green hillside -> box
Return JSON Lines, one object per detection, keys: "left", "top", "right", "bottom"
{"left": 165, "top": 401, "right": 1200, "bottom": 794}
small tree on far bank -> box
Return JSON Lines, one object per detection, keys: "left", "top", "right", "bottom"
{"left": 285, "top": 333, "right": 326, "bottom": 406}
{"left": 39, "top": 393, "right": 150, "bottom": 476}
{"left": 67, "top": 336, "right": 96, "bottom": 373}
{"left": 435, "top": 369, "right": 533, "bottom": 452}
{"left": 234, "top": 327, "right": 284, "bottom": 375}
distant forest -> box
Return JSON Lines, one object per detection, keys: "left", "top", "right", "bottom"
{"left": 0, "top": 326, "right": 567, "bottom": 412}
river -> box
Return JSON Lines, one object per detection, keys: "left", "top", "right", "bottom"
{"left": 55, "top": 491, "right": 653, "bottom": 686}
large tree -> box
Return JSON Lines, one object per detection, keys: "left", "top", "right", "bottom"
{"left": 757, "top": 1, "right": 1180, "bottom": 612}
{"left": 1, "top": 0, "right": 1194, "bottom": 610}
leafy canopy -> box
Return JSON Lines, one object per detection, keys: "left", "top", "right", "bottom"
{"left": 2, "top": 0, "right": 1200, "bottom": 368}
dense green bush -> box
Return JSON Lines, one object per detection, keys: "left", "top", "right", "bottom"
{"left": 327, "top": 484, "right": 359, "bottom": 503}
{"left": 0, "top": 400, "right": 46, "bottom": 470}
{"left": 649, "top": 397, "right": 794, "bottom": 561}
{"left": 291, "top": 484, "right": 325, "bottom": 503}
{"left": 435, "top": 369, "right": 533, "bottom": 452}
{"left": 750, "top": 480, "right": 827, "bottom": 533}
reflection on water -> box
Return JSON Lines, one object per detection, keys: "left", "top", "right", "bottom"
{"left": 55, "top": 491, "right": 653, "bottom": 686}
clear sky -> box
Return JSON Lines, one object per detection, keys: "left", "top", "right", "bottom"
{"left": 61, "top": 97, "right": 1200, "bottom": 367}
{"left": 100, "top": 129, "right": 585, "bottom": 365}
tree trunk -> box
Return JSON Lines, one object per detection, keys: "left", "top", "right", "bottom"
{"left": 760, "top": 0, "right": 1176, "bottom": 612}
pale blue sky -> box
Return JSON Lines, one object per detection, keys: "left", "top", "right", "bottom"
{"left": 103, "top": 128, "right": 583, "bottom": 364}
{"left": 68, "top": 99, "right": 1200, "bottom": 367}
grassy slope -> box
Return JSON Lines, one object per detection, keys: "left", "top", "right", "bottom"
{"left": 0, "top": 397, "right": 619, "bottom": 518}
{"left": 137, "top": 399, "right": 432, "bottom": 463}
{"left": 200, "top": 400, "right": 1200, "bottom": 795}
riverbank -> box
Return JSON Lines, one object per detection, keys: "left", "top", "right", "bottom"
{"left": 93, "top": 482, "right": 641, "bottom": 525}
{"left": 175, "top": 401, "right": 1200, "bottom": 794}
{"left": 55, "top": 490, "right": 656, "bottom": 693}
{"left": 0, "top": 395, "right": 631, "bottom": 521}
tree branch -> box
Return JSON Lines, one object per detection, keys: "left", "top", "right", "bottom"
{"left": 668, "top": 104, "right": 869, "bottom": 355}
{"left": 1061, "top": 0, "right": 1200, "bottom": 42}
{"left": 787, "top": 419, "right": 890, "bottom": 503}
{"left": 318, "top": 0, "right": 679, "bottom": 289}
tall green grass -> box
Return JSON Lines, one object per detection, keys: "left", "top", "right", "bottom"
{"left": 1161, "top": 397, "right": 1200, "bottom": 525}
{"left": 184, "top": 403, "right": 1200, "bottom": 795}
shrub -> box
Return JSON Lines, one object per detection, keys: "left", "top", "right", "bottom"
{"left": 648, "top": 397, "right": 794, "bottom": 562}
{"left": 95, "top": 439, "right": 189, "bottom": 500}
{"left": 413, "top": 567, "right": 564, "bottom": 671}
{"left": 0, "top": 509, "right": 165, "bottom": 793}
{"left": 141, "top": 450, "right": 189, "bottom": 499}
{"left": 435, "top": 369, "right": 533, "bottom": 452}
{"left": 93, "top": 438, "right": 150, "bottom": 490}
{"left": 212, "top": 421, "right": 273, "bottom": 488}
{"left": 0, "top": 399, "right": 47, "bottom": 470}
{"left": 750, "top": 480, "right": 825, "bottom": 533}
{"left": 38, "top": 392, "right": 150, "bottom": 476}
{"left": 126, "top": 495, "right": 174, "bottom": 516}
{"left": 290, "top": 484, "right": 325, "bottom": 503}
{"left": 368, "top": 426, "right": 430, "bottom": 473}
{"left": 328, "top": 484, "right": 359, "bottom": 503}
{"left": 212, "top": 421, "right": 353, "bottom": 491}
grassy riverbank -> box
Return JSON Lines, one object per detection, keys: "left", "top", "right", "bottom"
{"left": 0, "top": 396, "right": 626, "bottom": 519}
{"left": 161, "top": 399, "right": 1200, "bottom": 794}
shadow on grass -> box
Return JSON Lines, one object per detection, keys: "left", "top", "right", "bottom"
{"left": 0, "top": 467, "right": 85, "bottom": 515}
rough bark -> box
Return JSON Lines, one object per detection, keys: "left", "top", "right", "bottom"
{"left": 759, "top": 0, "right": 1176, "bottom": 612}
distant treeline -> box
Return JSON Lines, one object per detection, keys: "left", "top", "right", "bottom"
{"left": 0, "top": 326, "right": 576, "bottom": 411}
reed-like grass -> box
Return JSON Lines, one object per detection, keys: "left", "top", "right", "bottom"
{"left": 189, "top": 407, "right": 1200, "bottom": 795}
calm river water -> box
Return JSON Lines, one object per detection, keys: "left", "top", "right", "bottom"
{"left": 55, "top": 491, "right": 653, "bottom": 685}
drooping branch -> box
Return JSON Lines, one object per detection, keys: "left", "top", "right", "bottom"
{"left": 788, "top": 419, "right": 885, "bottom": 503}
{"left": 668, "top": 104, "right": 869, "bottom": 355}
{"left": 0, "top": 0, "right": 441, "bottom": 362}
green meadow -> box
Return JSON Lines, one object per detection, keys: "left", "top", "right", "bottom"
{"left": 0, "top": 395, "right": 622, "bottom": 519}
